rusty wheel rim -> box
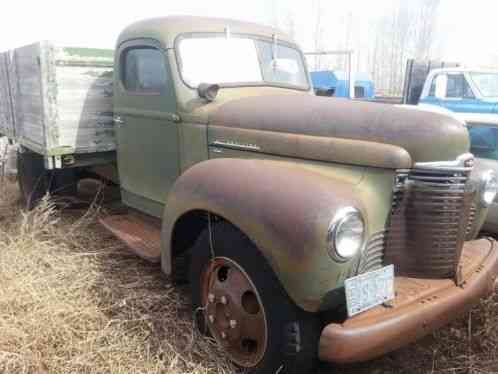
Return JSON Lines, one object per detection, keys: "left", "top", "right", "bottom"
{"left": 201, "top": 256, "right": 268, "bottom": 367}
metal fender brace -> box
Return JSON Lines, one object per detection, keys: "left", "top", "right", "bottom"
{"left": 193, "top": 212, "right": 216, "bottom": 334}
{"left": 207, "top": 212, "right": 215, "bottom": 258}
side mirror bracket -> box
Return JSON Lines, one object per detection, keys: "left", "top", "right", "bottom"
{"left": 197, "top": 83, "right": 219, "bottom": 102}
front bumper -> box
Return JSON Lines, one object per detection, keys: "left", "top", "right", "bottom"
{"left": 319, "top": 238, "right": 498, "bottom": 364}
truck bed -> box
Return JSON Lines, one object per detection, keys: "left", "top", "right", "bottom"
{"left": 0, "top": 52, "right": 15, "bottom": 138}
{"left": 0, "top": 42, "right": 116, "bottom": 157}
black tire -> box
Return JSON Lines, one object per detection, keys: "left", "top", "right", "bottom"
{"left": 17, "top": 148, "right": 78, "bottom": 209}
{"left": 189, "top": 222, "right": 321, "bottom": 374}
{"left": 51, "top": 168, "right": 78, "bottom": 197}
{"left": 17, "top": 149, "right": 49, "bottom": 210}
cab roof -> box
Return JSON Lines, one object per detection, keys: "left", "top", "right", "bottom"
{"left": 429, "top": 67, "right": 498, "bottom": 75}
{"left": 117, "top": 16, "right": 295, "bottom": 49}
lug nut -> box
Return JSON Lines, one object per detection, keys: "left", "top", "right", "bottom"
{"left": 208, "top": 293, "right": 215, "bottom": 303}
{"left": 221, "top": 296, "right": 228, "bottom": 305}
{"left": 221, "top": 332, "right": 227, "bottom": 339}
{"left": 229, "top": 319, "right": 237, "bottom": 329}
{"left": 208, "top": 315, "right": 215, "bottom": 323}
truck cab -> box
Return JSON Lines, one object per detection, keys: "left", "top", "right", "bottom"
{"left": 2, "top": 16, "right": 498, "bottom": 374}
{"left": 419, "top": 68, "right": 498, "bottom": 116}
{"left": 113, "top": 16, "right": 311, "bottom": 217}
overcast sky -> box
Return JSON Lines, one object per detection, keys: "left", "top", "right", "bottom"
{"left": 0, "top": 0, "right": 496, "bottom": 67}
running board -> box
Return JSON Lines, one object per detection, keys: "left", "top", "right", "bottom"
{"left": 99, "top": 212, "right": 161, "bottom": 262}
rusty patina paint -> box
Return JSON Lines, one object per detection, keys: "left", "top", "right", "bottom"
{"left": 210, "top": 94, "right": 470, "bottom": 164}
{"left": 100, "top": 212, "right": 161, "bottom": 262}
{"left": 202, "top": 257, "right": 267, "bottom": 367}
{"left": 319, "top": 238, "right": 498, "bottom": 364}
{"left": 161, "top": 158, "right": 369, "bottom": 312}
{"left": 208, "top": 125, "right": 412, "bottom": 170}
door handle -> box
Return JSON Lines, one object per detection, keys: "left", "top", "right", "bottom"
{"left": 114, "top": 116, "right": 125, "bottom": 125}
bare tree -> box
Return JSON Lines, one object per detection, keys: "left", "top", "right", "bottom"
{"left": 311, "top": 0, "right": 325, "bottom": 71}
{"left": 365, "top": 0, "right": 441, "bottom": 95}
{"left": 280, "top": 11, "right": 296, "bottom": 41}
{"left": 413, "top": 0, "right": 441, "bottom": 60}
{"left": 270, "top": 0, "right": 296, "bottom": 41}
{"left": 275, "top": 0, "right": 441, "bottom": 94}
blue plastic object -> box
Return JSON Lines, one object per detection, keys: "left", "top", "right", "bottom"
{"left": 310, "top": 70, "right": 375, "bottom": 98}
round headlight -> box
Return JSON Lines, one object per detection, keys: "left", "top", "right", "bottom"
{"left": 327, "top": 207, "right": 366, "bottom": 261}
{"left": 481, "top": 170, "right": 498, "bottom": 206}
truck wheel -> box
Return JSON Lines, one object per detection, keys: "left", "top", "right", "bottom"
{"left": 189, "top": 222, "right": 321, "bottom": 374}
{"left": 17, "top": 149, "right": 49, "bottom": 210}
{"left": 17, "top": 148, "right": 78, "bottom": 209}
{"left": 51, "top": 168, "right": 78, "bottom": 197}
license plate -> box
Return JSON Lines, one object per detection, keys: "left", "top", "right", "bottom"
{"left": 345, "top": 265, "right": 395, "bottom": 317}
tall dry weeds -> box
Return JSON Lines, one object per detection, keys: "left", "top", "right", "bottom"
{"left": 0, "top": 182, "right": 233, "bottom": 374}
{"left": 0, "top": 179, "right": 496, "bottom": 374}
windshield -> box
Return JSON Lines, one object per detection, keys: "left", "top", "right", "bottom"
{"left": 470, "top": 72, "right": 498, "bottom": 97}
{"left": 177, "top": 36, "right": 309, "bottom": 89}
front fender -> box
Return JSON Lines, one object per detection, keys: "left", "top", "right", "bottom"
{"left": 161, "top": 158, "right": 367, "bottom": 312}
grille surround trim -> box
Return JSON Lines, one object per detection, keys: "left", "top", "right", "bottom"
{"left": 357, "top": 230, "right": 387, "bottom": 274}
{"left": 384, "top": 154, "right": 476, "bottom": 279}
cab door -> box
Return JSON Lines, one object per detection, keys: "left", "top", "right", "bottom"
{"left": 438, "top": 73, "right": 480, "bottom": 113}
{"left": 114, "top": 39, "right": 179, "bottom": 217}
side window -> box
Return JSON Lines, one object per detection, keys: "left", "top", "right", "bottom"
{"left": 463, "top": 79, "right": 474, "bottom": 98}
{"left": 121, "top": 47, "right": 168, "bottom": 93}
{"left": 446, "top": 74, "right": 474, "bottom": 99}
{"left": 468, "top": 124, "right": 498, "bottom": 160}
{"left": 429, "top": 75, "right": 437, "bottom": 96}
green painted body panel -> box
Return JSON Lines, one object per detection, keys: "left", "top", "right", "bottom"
{"left": 191, "top": 147, "right": 395, "bottom": 310}
{"left": 160, "top": 158, "right": 377, "bottom": 311}
{"left": 178, "top": 122, "right": 208, "bottom": 172}
{"left": 117, "top": 16, "right": 295, "bottom": 55}
{"left": 114, "top": 39, "right": 179, "bottom": 217}
{"left": 61, "top": 47, "right": 114, "bottom": 61}
{"left": 122, "top": 189, "right": 164, "bottom": 218}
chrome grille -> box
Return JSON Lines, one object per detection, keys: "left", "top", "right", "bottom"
{"left": 357, "top": 231, "right": 386, "bottom": 274}
{"left": 384, "top": 154, "right": 475, "bottom": 279}
{"left": 465, "top": 202, "right": 477, "bottom": 239}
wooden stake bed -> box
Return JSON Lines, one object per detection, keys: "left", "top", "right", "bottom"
{"left": 0, "top": 41, "right": 115, "bottom": 156}
{"left": 100, "top": 212, "right": 161, "bottom": 262}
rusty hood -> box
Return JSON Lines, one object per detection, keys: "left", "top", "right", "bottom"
{"left": 208, "top": 94, "right": 470, "bottom": 167}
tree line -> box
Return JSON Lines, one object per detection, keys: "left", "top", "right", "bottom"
{"left": 275, "top": 0, "right": 442, "bottom": 96}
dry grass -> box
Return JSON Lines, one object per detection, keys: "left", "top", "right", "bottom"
{"left": 0, "top": 179, "right": 496, "bottom": 374}
{"left": 0, "top": 181, "right": 233, "bottom": 374}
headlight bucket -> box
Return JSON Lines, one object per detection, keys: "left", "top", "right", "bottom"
{"left": 480, "top": 170, "right": 498, "bottom": 206}
{"left": 327, "top": 207, "right": 366, "bottom": 261}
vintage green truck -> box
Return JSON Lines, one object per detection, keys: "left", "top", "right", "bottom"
{"left": 1, "top": 16, "right": 498, "bottom": 374}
